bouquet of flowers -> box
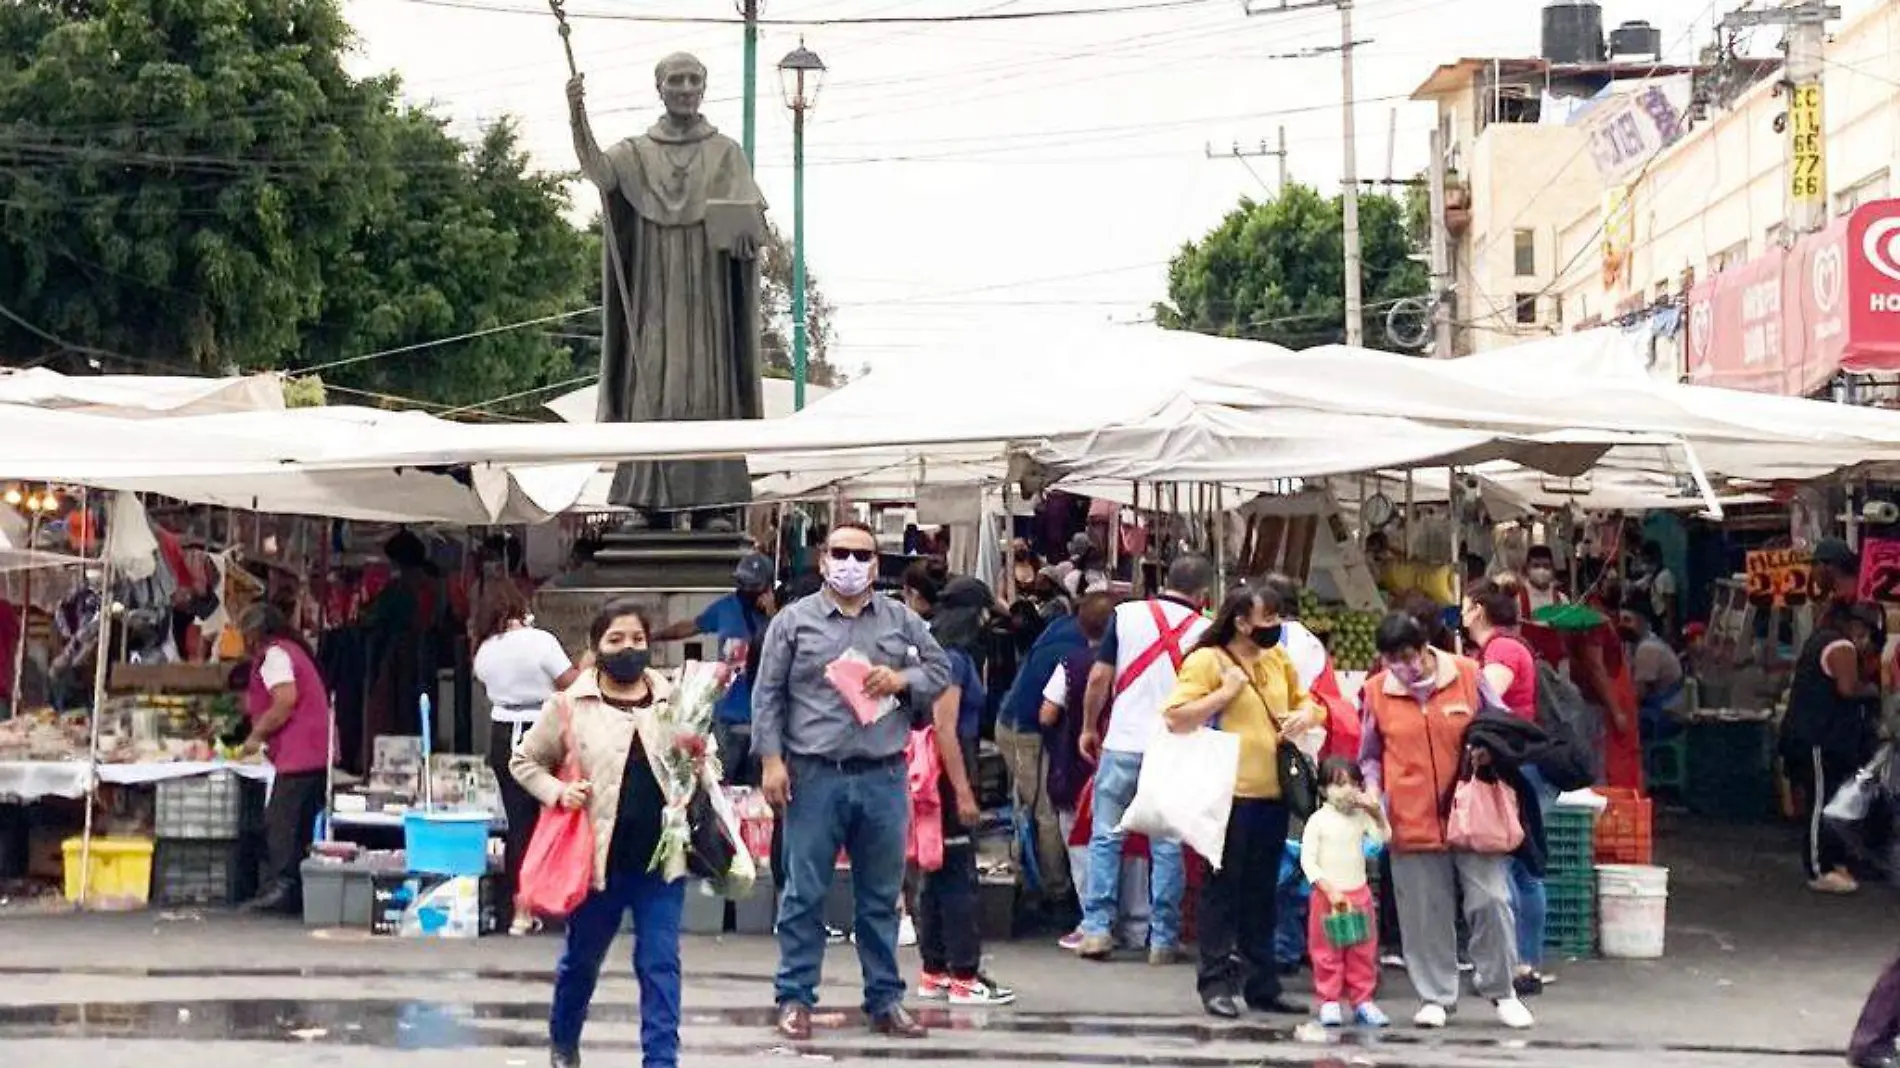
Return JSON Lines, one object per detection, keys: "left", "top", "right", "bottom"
{"left": 648, "top": 661, "right": 755, "bottom": 896}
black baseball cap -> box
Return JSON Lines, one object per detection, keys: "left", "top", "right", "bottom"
{"left": 1813, "top": 537, "right": 1860, "bottom": 572}
{"left": 734, "top": 553, "right": 775, "bottom": 592}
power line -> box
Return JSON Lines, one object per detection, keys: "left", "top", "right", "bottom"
{"left": 297, "top": 307, "right": 600, "bottom": 375}
{"left": 380, "top": 0, "right": 1222, "bottom": 25}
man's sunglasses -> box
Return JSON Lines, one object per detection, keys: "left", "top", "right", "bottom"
{"left": 827, "top": 547, "right": 876, "bottom": 563}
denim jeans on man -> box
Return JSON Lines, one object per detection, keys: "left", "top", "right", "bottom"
{"left": 1079, "top": 750, "right": 1184, "bottom": 948}
{"left": 550, "top": 869, "right": 686, "bottom": 1067}
{"left": 774, "top": 754, "right": 911, "bottom": 1013}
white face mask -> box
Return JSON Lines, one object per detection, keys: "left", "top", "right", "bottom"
{"left": 1527, "top": 566, "right": 1554, "bottom": 590}
{"left": 1325, "top": 783, "right": 1359, "bottom": 810}
{"left": 826, "top": 557, "right": 874, "bottom": 598}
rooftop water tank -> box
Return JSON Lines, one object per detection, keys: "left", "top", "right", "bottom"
{"left": 1608, "top": 19, "right": 1664, "bottom": 61}
{"left": 1542, "top": 1, "right": 1606, "bottom": 64}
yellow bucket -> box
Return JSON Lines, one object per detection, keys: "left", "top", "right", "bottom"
{"left": 62, "top": 836, "right": 154, "bottom": 910}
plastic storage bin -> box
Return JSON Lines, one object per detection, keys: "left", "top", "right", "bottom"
{"left": 403, "top": 810, "right": 491, "bottom": 876}
{"left": 62, "top": 836, "right": 154, "bottom": 910}
{"left": 1544, "top": 805, "right": 1597, "bottom": 874}
{"left": 1594, "top": 789, "right": 1655, "bottom": 865}
{"left": 153, "top": 840, "right": 257, "bottom": 906}
{"left": 301, "top": 859, "right": 379, "bottom": 927}
{"left": 155, "top": 772, "right": 253, "bottom": 840}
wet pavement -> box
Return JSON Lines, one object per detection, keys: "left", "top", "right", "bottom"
{"left": 0, "top": 819, "right": 1880, "bottom": 1067}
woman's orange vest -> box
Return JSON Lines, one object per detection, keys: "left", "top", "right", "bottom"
{"left": 1367, "top": 653, "right": 1484, "bottom": 853}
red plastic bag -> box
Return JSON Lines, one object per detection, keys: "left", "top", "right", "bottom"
{"left": 905, "top": 727, "right": 944, "bottom": 873}
{"left": 517, "top": 702, "right": 596, "bottom": 918}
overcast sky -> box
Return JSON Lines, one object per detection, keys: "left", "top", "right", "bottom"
{"left": 337, "top": 0, "right": 1874, "bottom": 381}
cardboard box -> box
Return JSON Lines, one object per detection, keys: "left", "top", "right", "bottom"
{"left": 370, "top": 874, "right": 498, "bottom": 938}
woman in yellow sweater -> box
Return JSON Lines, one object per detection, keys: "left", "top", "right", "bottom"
{"left": 1164, "top": 583, "right": 1322, "bottom": 1019}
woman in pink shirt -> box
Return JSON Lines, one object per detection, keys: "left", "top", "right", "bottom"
{"left": 237, "top": 603, "right": 334, "bottom": 915}
{"left": 1462, "top": 576, "right": 1551, "bottom": 995}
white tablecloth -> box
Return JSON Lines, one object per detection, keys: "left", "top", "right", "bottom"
{"left": 0, "top": 760, "right": 274, "bottom": 802}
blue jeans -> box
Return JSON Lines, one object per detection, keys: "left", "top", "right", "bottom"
{"left": 1510, "top": 765, "right": 1559, "bottom": 970}
{"left": 550, "top": 869, "right": 686, "bottom": 1066}
{"left": 774, "top": 754, "right": 911, "bottom": 1015}
{"left": 1080, "top": 749, "right": 1184, "bottom": 949}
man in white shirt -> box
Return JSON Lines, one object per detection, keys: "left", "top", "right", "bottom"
{"left": 1074, "top": 554, "right": 1214, "bottom": 963}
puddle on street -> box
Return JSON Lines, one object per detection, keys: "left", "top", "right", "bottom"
{"left": 0, "top": 998, "right": 1843, "bottom": 1063}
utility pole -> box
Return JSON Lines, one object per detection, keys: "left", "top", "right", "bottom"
{"left": 1339, "top": 0, "right": 1363, "bottom": 346}
{"left": 1205, "top": 127, "right": 1289, "bottom": 190}
{"left": 741, "top": 0, "right": 760, "bottom": 169}
{"left": 1427, "top": 127, "right": 1454, "bottom": 360}
{"left": 1723, "top": 0, "right": 1839, "bottom": 235}
{"left": 1244, "top": 0, "right": 1365, "bottom": 347}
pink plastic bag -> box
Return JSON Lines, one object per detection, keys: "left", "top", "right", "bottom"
{"left": 1446, "top": 772, "right": 1525, "bottom": 855}
{"left": 517, "top": 701, "right": 596, "bottom": 918}
{"left": 905, "top": 727, "right": 945, "bottom": 873}
{"left": 824, "top": 652, "right": 888, "bottom": 725}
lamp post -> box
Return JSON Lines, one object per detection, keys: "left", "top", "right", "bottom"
{"left": 778, "top": 41, "right": 825, "bottom": 412}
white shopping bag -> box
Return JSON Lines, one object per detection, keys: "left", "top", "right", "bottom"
{"left": 1116, "top": 726, "right": 1242, "bottom": 871}
{"left": 1824, "top": 746, "right": 1893, "bottom": 825}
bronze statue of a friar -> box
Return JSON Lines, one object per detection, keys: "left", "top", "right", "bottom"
{"left": 566, "top": 53, "right": 766, "bottom": 527}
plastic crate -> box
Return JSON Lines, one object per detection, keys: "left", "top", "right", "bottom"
{"left": 1544, "top": 806, "right": 1597, "bottom": 875}
{"left": 154, "top": 839, "right": 258, "bottom": 906}
{"left": 1594, "top": 789, "right": 1654, "bottom": 865}
{"left": 1544, "top": 868, "right": 1595, "bottom": 906}
{"left": 61, "top": 836, "right": 154, "bottom": 910}
{"left": 155, "top": 772, "right": 253, "bottom": 840}
{"left": 1545, "top": 903, "right": 1596, "bottom": 957}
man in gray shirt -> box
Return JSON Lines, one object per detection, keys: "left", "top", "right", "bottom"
{"left": 754, "top": 520, "right": 949, "bottom": 1042}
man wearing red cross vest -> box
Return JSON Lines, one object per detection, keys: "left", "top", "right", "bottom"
{"left": 1074, "top": 553, "right": 1216, "bottom": 963}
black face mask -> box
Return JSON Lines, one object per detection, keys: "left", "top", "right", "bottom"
{"left": 1616, "top": 627, "right": 1641, "bottom": 644}
{"left": 1250, "top": 624, "right": 1284, "bottom": 648}
{"left": 598, "top": 647, "right": 651, "bottom": 684}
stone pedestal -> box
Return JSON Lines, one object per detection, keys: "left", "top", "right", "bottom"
{"left": 556, "top": 529, "right": 750, "bottom": 592}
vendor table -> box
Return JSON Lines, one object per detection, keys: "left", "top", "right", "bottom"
{"left": 0, "top": 760, "right": 274, "bottom": 803}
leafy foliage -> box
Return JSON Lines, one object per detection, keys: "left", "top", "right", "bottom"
{"left": 757, "top": 218, "right": 843, "bottom": 387}
{"left": 0, "top": 0, "right": 592, "bottom": 411}
{"left": 1155, "top": 183, "right": 1428, "bottom": 351}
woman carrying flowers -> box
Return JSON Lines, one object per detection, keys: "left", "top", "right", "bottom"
{"left": 512, "top": 599, "right": 751, "bottom": 1068}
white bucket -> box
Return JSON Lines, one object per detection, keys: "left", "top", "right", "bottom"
{"left": 1597, "top": 863, "right": 1669, "bottom": 959}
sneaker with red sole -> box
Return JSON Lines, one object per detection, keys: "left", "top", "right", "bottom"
{"left": 916, "top": 970, "right": 952, "bottom": 1001}
{"left": 949, "top": 974, "right": 1017, "bottom": 1007}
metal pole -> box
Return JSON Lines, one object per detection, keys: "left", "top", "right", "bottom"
{"left": 9, "top": 507, "right": 41, "bottom": 719}
{"left": 741, "top": 0, "right": 759, "bottom": 169}
{"left": 77, "top": 555, "right": 115, "bottom": 909}
{"left": 1339, "top": 0, "right": 1364, "bottom": 347}
{"left": 1448, "top": 469, "right": 1464, "bottom": 655}
{"left": 1427, "top": 127, "right": 1454, "bottom": 359}
{"left": 1277, "top": 126, "right": 1289, "bottom": 189}
{"left": 791, "top": 104, "right": 809, "bottom": 411}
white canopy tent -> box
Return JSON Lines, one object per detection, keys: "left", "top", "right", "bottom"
{"left": 0, "top": 368, "right": 285, "bottom": 418}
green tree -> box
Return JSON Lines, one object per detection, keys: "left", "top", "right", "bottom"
{"left": 757, "top": 219, "right": 843, "bottom": 387}
{"left": 0, "top": 0, "right": 593, "bottom": 412}
{"left": 1155, "top": 183, "right": 1428, "bottom": 351}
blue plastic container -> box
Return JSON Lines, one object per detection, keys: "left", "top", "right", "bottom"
{"left": 403, "top": 810, "right": 490, "bottom": 877}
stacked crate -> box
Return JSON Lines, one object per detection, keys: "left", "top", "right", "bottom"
{"left": 152, "top": 772, "right": 261, "bottom": 907}
{"left": 1543, "top": 804, "right": 1597, "bottom": 958}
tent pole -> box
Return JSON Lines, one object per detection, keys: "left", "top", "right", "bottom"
{"left": 9, "top": 505, "right": 42, "bottom": 720}
{"left": 1001, "top": 479, "right": 1017, "bottom": 601}
{"left": 1403, "top": 471, "right": 1415, "bottom": 557}
{"left": 77, "top": 549, "right": 115, "bottom": 910}
{"left": 1449, "top": 467, "right": 1464, "bottom": 656}
{"left": 1677, "top": 441, "right": 1724, "bottom": 522}
{"left": 1213, "top": 483, "right": 1228, "bottom": 591}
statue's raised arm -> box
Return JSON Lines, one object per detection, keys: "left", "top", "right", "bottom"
{"left": 565, "top": 74, "right": 614, "bottom": 188}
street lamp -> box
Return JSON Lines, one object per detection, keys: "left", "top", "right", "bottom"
{"left": 778, "top": 40, "right": 825, "bottom": 412}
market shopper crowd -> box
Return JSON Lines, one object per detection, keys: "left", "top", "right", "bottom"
{"left": 449, "top": 521, "right": 1900, "bottom": 1068}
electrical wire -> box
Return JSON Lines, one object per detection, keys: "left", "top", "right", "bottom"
{"left": 379, "top": 0, "right": 1223, "bottom": 25}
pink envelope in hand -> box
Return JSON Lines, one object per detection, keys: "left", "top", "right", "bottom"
{"left": 825, "top": 656, "right": 887, "bottom": 726}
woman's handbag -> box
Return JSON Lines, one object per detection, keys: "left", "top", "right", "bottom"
{"left": 685, "top": 782, "right": 741, "bottom": 882}
{"left": 1446, "top": 755, "right": 1526, "bottom": 855}
{"left": 1278, "top": 741, "right": 1319, "bottom": 820}
{"left": 517, "top": 701, "right": 596, "bottom": 918}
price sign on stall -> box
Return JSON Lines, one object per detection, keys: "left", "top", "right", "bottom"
{"left": 1745, "top": 548, "right": 1812, "bottom": 608}
{"left": 1859, "top": 537, "right": 1900, "bottom": 604}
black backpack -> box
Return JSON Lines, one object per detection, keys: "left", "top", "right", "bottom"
{"left": 1532, "top": 659, "right": 1599, "bottom": 790}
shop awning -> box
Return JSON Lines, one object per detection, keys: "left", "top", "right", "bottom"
{"left": 1684, "top": 198, "right": 1900, "bottom": 395}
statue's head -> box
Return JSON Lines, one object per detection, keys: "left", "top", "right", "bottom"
{"left": 655, "top": 52, "right": 707, "bottom": 123}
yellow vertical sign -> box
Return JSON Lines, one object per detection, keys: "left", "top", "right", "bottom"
{"left": 1788, "top": 82, "right": 1826, "bottom": 206}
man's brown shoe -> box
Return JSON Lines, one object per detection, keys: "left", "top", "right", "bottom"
{"left": 869, "top": 1005, "right": 928, "bottom": 1039}
{"left": 775, "top": 1002, "right": 813, "bottom": 1041}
